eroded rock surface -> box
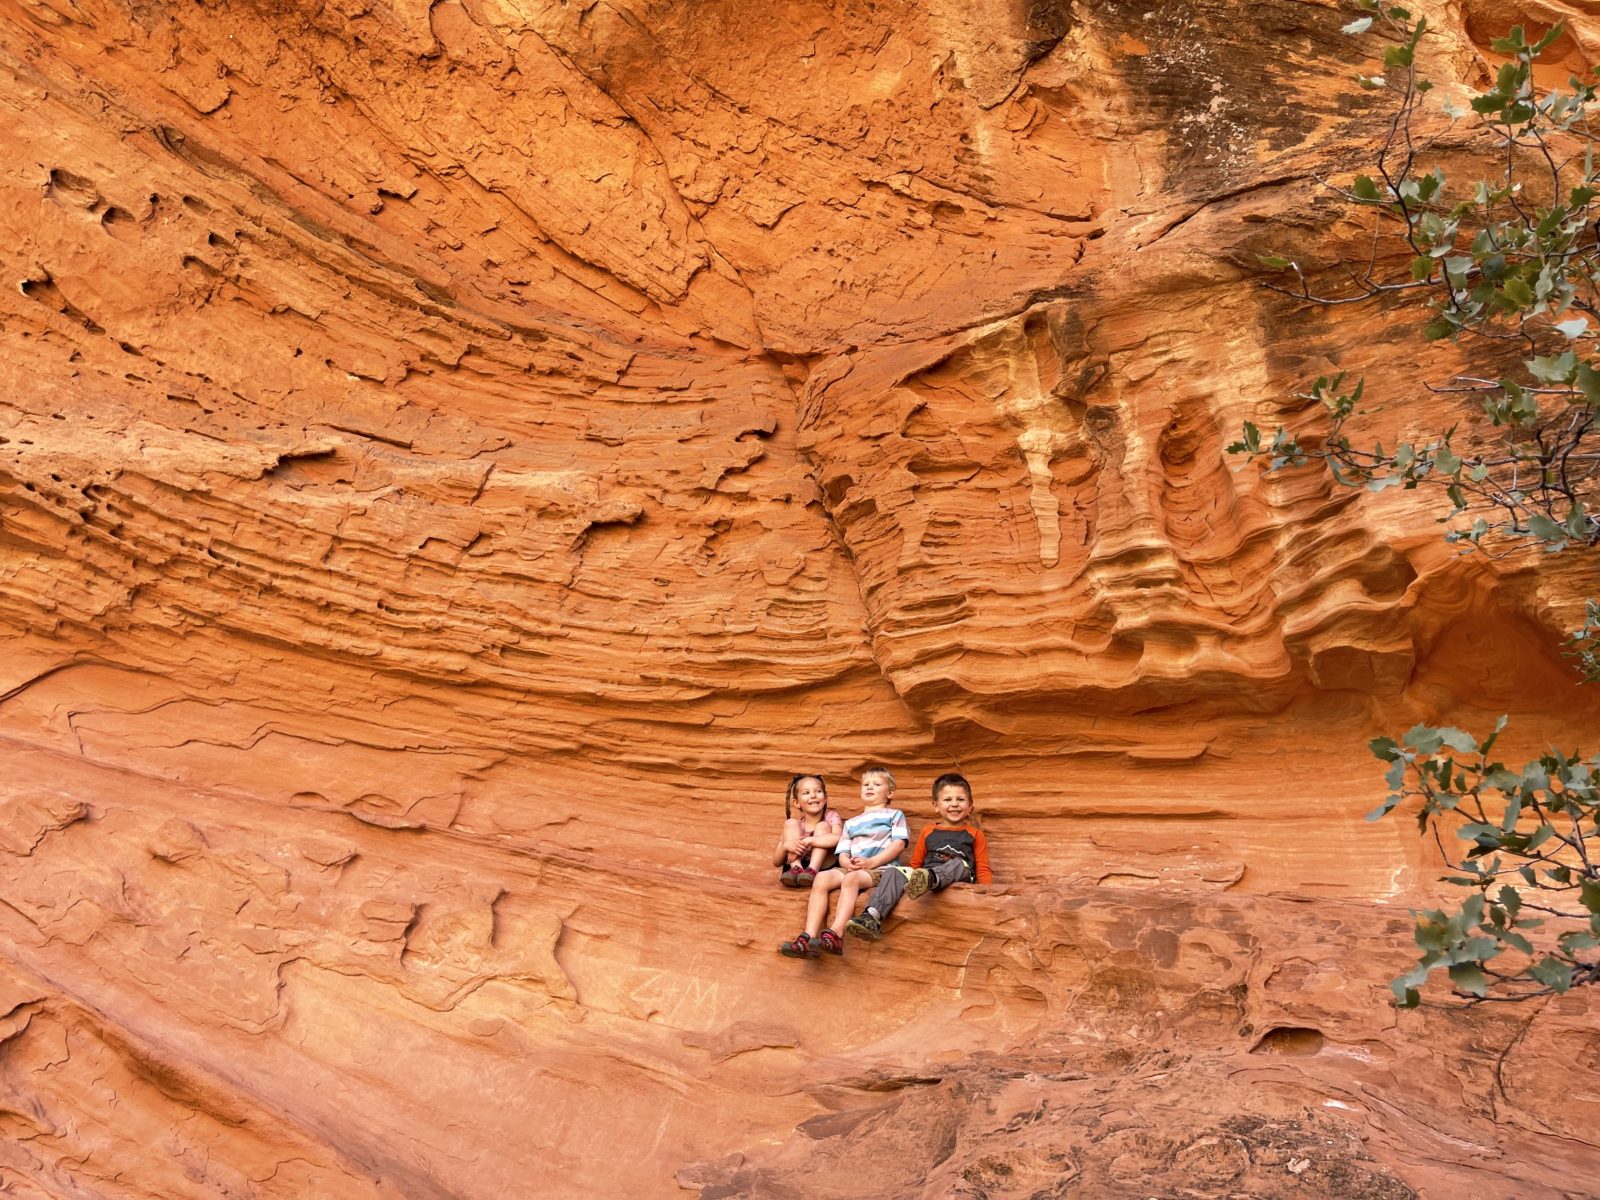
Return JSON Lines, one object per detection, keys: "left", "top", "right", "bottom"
{"left": 3, "top": 0, "right": 1599, "bottom": 1195}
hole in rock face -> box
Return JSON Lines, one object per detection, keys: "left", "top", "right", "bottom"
{"left": 1249, "top": 1027, "right": 1324, "bottom": 1056}
{"left": 1461, "top": 1, "right": 1584, "bottom": 82}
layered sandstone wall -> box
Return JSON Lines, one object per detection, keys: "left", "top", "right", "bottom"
{"left": 2, "top": 0, "right": 1599, "bottom": 1195}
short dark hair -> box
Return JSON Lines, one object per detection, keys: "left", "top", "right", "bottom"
{"left": 931, "top": 772, "right": 973, "bottom": 803}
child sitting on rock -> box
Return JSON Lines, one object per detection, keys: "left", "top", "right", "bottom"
{"left": 773, "top": 773, "right": 842, "bottom": 887}
{"left": 845, "top": 772, "right": 991, "bottom": 942}
{"left": 779, "top": 766, "right": 907, "bottom": 958}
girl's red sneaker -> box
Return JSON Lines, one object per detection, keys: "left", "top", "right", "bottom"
{"left": 778, "top": 932, "right": 817, "bottom": 958}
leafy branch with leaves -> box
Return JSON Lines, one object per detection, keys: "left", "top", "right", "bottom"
{"left": 1233, "top": 3, "right": 1600, "bottom": 1005}
{"left": 1236, "top": 8, "right": 1600, "bottom": 577}
{"left": 1369, "top": 720, "right": 1600, "bottom": 1004}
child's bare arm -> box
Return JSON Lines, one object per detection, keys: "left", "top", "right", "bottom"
{"left": 807, "top": 824, "right": 841, "bottom": 850}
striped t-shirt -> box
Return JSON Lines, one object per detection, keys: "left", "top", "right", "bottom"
{"left": 838, "top": 807, "right": 909, "bottom": 863}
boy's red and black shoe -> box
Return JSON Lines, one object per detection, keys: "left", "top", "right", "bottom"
{"left": 779, "top": 932, "right": 818, "bottom": 958}
{"left": 815, "top": 929, "right": 844, "bottom": 956}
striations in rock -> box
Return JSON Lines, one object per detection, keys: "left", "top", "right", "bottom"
{"left": 1, "top": 0, "right": 1598, "bottom": 1196}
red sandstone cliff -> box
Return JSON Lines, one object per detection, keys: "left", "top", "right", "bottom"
{"left": 2, "top": 0, "right": 1598, "bottom": 1195}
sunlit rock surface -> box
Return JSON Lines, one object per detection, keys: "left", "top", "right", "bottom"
{"left": 2, "top": 0, "right": 1599, "bottom": 1195}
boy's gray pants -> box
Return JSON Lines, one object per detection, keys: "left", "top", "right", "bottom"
{"left": 865, "top": 855, "right": 969, "bottom": 920}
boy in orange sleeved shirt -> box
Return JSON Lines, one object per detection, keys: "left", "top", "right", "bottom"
{"left": 844, "top": 772, "right": 991, "bottom": 942}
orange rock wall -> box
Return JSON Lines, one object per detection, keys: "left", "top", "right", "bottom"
{"left": 2, "top": 0, "right": 1599, "bottom": 1195}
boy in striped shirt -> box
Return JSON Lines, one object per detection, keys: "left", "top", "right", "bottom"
{"left": 845, "top": 772, "right": 991, "bottom": 942}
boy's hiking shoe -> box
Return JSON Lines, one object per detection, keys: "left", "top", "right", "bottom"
{"left": 903, "top": 868, "right": 932, "bottom": 900}
{"left": 844, "top": 912, "right": 882, "bottom": 942}
{"left": 779, "top": 932, "right": 818, "bottom": 958}
{"left": 815, "top": 929, "right": 845, "bottom": 955}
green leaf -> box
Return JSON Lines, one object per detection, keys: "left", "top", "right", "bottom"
{"left": 1565, "top": 503, "right": 1590, "bottom": 539}
{"left": 1403, "top": 724, "right": 1445, "bottom": 754}
{"left": 1580, "top": 879, "right": 1600, "bottom": 915}
{"left": 1503, "top": 277, "right": 1535, "bottom": 307}
{"left": 1383, "top": 43, "right": 1414, "bottom": 69}
{"left": 1577, "top": 362, "right": 1600, "bottom": 405}
{"left": 1257, "top": 253, "right": 1292, "bottom": 270}
{"left": 1352, "top": 175, "right": 1383, "bottom": 202}
{"left": 1501, "top": 791, "right": 1523, "bottom": 833}
{"left": 1448, "top": 963, "right": 1488, "bottom": 995}
{"left": 1525, "top": 824, "right": 1557, "bottom": 852}
{"left": 1493, "top": 27, "right": 1528, "bottom": 53}
{"left": 1530, "top": 956, "right": 1574, "bottom": 992}
{"left": 1528, "top": 351, "right": 1579, "bottom": 383}
{"left": 1364, "top": 798, "right": 1400, "bottom": 821}
{"left": 1527, "top": 514, "right": 1568, "bottom": 543}
{"left": 1531, "top": 24, "right": 1566, "bottom": 55}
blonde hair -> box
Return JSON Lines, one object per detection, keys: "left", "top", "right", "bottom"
{"left": 860, "top": 765, "right": 897, "bottom": 789}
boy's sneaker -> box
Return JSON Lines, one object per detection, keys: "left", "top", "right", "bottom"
{"left": 844, "top": 911, "right": 882, "bottom": 942}
{"left": 778, "top": 932, "right": 817, "bottom": 958}
{"left": 815, "top": 929, "right": 845, "bottom": 956}
{"left": 903, "top": 868, "right": 932, "bottom": 900}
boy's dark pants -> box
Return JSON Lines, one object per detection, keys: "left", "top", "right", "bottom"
{"left": 866, "top": 855, "right": 969, "bottom": 919}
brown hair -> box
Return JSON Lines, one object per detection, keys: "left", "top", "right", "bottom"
{"left": 931, "top": 772, "right": 975, "bottom": 813}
